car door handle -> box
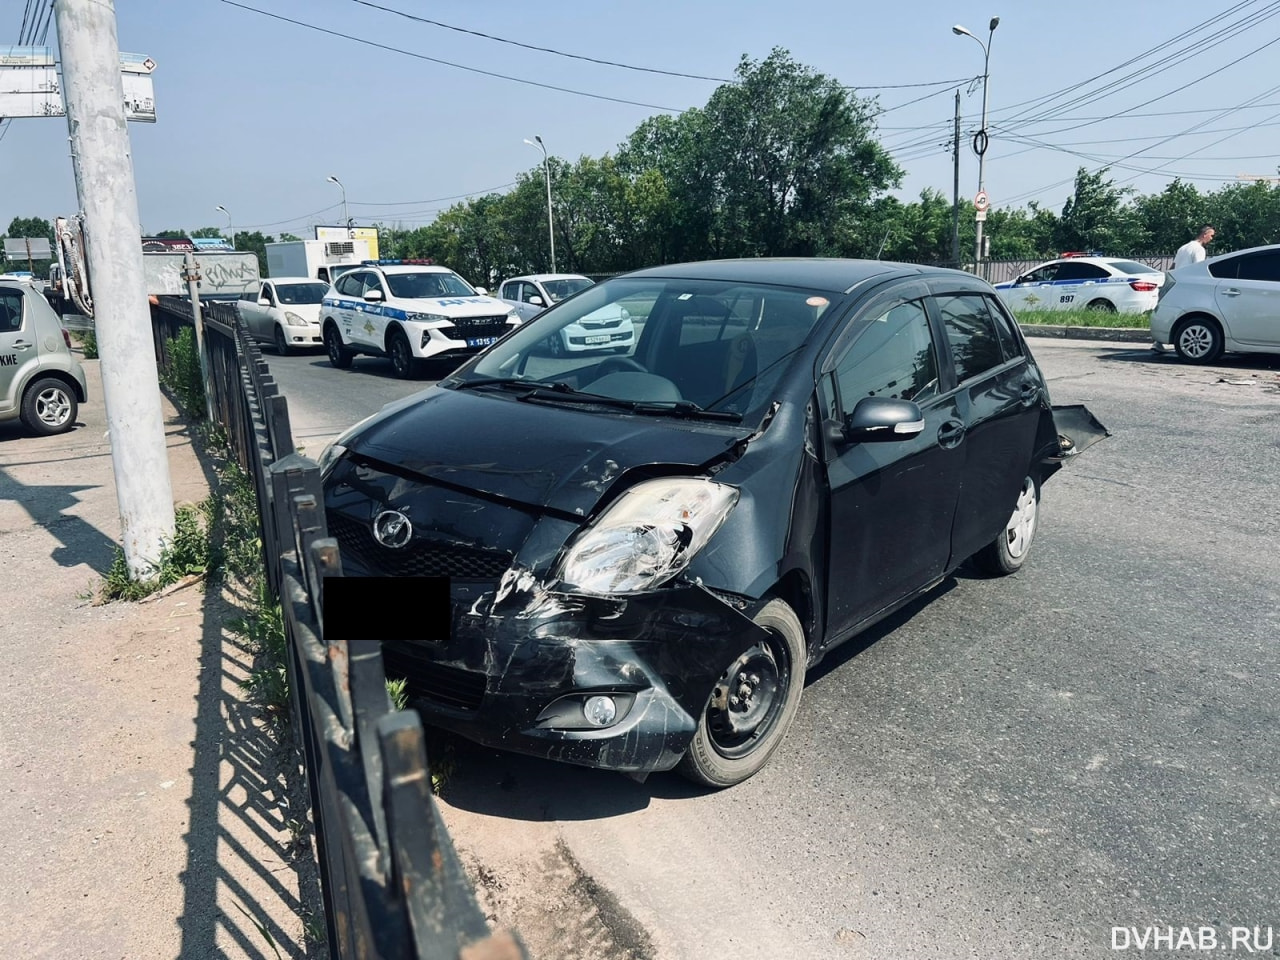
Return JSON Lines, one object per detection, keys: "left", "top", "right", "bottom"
{"left": 11, "top": 339, "right": 32, "bottom": 350}
{"left": 937, "top": 420, "right": 965, "bottom": 449}
{"left": 1222, "top": 288, "right": 1241, "bottom": 297}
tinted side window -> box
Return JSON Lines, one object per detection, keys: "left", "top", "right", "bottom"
{"left": 335, "top": 272, "right": 363, "bottom": 296}
{"left": 1235, "top": 252, "right": 1280, "bottom": 282}
{"left": 1208, "top": 258, "right": 1239, "bottom": 280}
{"left": 0, "top": 289, "right": 23, "bottom": 332}
{"left": 1024, "top": 263, "right": 1060, "bottom": 283}
{"left": 983, "top": 294, "right": 1023, "bottom": 361}
{"left": 937, "top": 293, "right": 1005, "bottom": 383}
{"left": 1056, "top": 262, "right": 1110, "bottom": 281}
{"left": 835, "top": 299, "right": 939, "bottom": 407}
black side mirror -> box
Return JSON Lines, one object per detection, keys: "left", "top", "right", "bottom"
{"left": 828, "top": 397, "right": 925, "bottom": 447}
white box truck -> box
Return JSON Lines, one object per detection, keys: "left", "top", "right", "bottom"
{"left": 265, "top": 239, "right": 372, "bottom": 284}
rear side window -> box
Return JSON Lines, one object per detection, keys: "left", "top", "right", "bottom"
{"left": 935, "top": 293, "right": 1005, "bottom": 383}
{"left": 983, "top": 295, "right": 1023, "bottom": 361}
{"left": 1208, "top": 258, "right": 1239, "bottom": 280}
{"left": 1056, "top": 262, "right": 1110, "bottom": 281}
{"left": 1234, "top": 252, "right": 1280, "bottom": 282}
{"left": 0, "top": 289, "right": 23, "bottom": 332}
{"left": 1110, "top": 260, "right": 1158, "bottom": 275}
{"left": 836, "top": 299, "right": 939, "bottom": 407}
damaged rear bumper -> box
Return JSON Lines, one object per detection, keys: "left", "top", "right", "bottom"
{"left": 375, "top": 575, "right": 771, "bottom": 775}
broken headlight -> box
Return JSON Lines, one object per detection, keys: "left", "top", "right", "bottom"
{"left": 556, "top": 478, "right": 739, "bottom": 596}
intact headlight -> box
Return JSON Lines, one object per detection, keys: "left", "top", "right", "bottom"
{"left": 405, "top": 312, "right": 449, "bottom": 323}
{"left": 284, "top": 311, "right": 308, "bottom": 326}
{"left": 556, "top": 478, "right": 739, "bottom": 596}
{"left": 316, "top": 441, "right": 348, "bottom": 479}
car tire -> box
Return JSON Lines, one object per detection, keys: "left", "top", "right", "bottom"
{"left": 1172, "top": 315, "right": 1224, "bottom": 363}
{"left": 20, "top": 376, "right": 78, "bottom": 436}
{"left": 1086, "top": 298, "right": 1116, "bottom": 313}
{"left": 324, "top": 323, "right": 353, "bottom": 369}
{"left": 678, "top": 598, "right": 806, "bottom": 788}
{"left": 274, "top": 324, "right": 291, "bottom": 356}
{"left": 973, "top": 474, "right": 1040, "bottom": 576}
{"left": 388, "top": 329, "right": 420, "bottom": 380}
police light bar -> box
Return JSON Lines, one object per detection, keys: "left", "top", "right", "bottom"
{"left": 362, "top": 258, "right": 436, "bottom": 266}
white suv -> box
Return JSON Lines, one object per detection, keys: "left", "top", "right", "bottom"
{"left": 321, "top": 260, "right": 521, "bottom": 378}
{"left": 1151, "top": 244, "right": 1280, "bottom": 362}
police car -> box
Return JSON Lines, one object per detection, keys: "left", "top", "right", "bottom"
{"left": 994, "top": 255, "right": 1165, "bottom": 314}
{"left": 321, "top": 260, "right": 521, "bottom": 378}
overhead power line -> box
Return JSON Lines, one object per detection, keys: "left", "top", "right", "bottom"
{"left": 214, "top": 0, "right": 688, "bottom": 113}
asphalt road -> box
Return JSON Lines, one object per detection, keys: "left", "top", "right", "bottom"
{"left": 266, "top": 339, "right": 1280, "bottom": 959}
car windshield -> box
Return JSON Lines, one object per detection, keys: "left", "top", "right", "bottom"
{"left": 450, "top": 276, "right": 836, "bottom": 422}
{"left": 386, "top": 271, "right": 477, "bottom": 299}
{"left": 542, "top": 277, "right": 593, "bottom": 302}
{"left": 1109, "top": 260, "right": 1160, "bottom": 275}
{"left": 275, "top": 282, "right": 330, "bottom": 304}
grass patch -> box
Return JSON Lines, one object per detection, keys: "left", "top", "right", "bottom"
{"left": 99, "top": 502, "right": 220, "bottom": 602}
{"left": 72, "top": 328, "right": 99, "bottom": 359}
{"left": 229, "top": 582, "right": 289, "bottom": 718}
{"left": 160, "top": 327, "right": 207, "bottom": 419}
{"left": 1014, "top": 308, "right": 1150, "bottom": 329}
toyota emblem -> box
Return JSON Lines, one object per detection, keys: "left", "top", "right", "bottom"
{"left": 372, "top": 510, "right": 412, "bottom": 549}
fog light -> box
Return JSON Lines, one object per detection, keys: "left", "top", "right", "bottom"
{"left": 582, "top": 695, "right": 617, "bottom": 727}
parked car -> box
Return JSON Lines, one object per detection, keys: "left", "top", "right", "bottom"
{"left": 0, "top": 280, "right": 88, "bottom": 436}
{"left": 1151, "top": 243, "right": 1280, "bottom": 362}
{"left": 321, "top": 260, "right": 520, "bottom": 378}
{"left": 319, "top": 259, "right": 1107, "bottom": 787}
{"left": 498, "top": 273, "right": 595, "bottom": 322}
{"left": 237, "top": 278, "right": 331, "bottom": 354}
{"left": 994, "top": 256, "right": 1164, "bottom": 314}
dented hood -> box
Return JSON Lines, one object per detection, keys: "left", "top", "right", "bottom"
{"left": 345, "top": 386, "right": 751, "bottom": 516}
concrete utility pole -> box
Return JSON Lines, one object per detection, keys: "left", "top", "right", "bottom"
{"left": 56, "top": 0, "right": 175, "bottom": 579}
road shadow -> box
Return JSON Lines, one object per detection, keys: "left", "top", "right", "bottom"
{"left": 298, "top": 354, "right": 456, "bottom": 383}
{"left": 1093, "top": 345, "right": 1280, "bottom": 372}
{"left": 0, "top": 460, "right": 117, "bottom": 575}
{"left": 431, "top": 577, "right": 961, "bottom": 823}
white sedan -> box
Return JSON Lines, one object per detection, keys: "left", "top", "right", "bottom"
{"left": 237, "top": 278, "right": 330, "bottom": 354}
{"left": 994, "top": 257, "right": 1164, "bottom": 314}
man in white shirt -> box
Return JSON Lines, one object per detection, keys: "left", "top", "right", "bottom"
{"left": 1173, "top": 226, "right": 1215, "bottom": 270}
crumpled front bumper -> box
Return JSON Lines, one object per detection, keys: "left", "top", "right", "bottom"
{"left": 372, "top": 573, "right": 772, "bottom": 775}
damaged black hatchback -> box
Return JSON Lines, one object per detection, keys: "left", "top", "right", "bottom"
{"left": 320, "top": 259, "right": 1105, "bottom": 787}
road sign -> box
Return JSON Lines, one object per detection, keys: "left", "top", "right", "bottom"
{"left": 973, "top": 190, "right": 990, "bottom": 212}
{"left": 0, "top": 45, "right": 155, "bottom": 122}
{"left": 974, "top": 209, "right": 988, "bottom": 223}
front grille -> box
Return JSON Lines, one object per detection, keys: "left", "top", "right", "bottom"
{"left": 440, "top": 317, "right": 510, "bottom": 340}
{"left": 328, "top": 512, "right": 513, "bottom": 578}
{"left": 383, "top": 642, "right": 486, "bottom": 711}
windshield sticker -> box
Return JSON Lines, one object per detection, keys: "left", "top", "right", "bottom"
{"left": 806, "top": 296, "right": 829, "bottom": 307}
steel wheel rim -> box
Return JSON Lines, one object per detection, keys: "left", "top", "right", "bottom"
{"left": 35, "top": 386, "right": 72, "bottom": 427}
{"left": 706, "top": 636, "right": 789, "bottom": 760}
{"left": 1179, "top": 324, "right": 1213, "bottom": 359}
{"left": 1005, "top": 476, "right": 1037, "bottom": 559}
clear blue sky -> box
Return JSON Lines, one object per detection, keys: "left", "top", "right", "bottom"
{"left": 3, "top": 0, "right": 1278, "bottom": 239}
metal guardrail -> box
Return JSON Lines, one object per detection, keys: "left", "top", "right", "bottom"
{"left": 151, "top": 295, "right": 527, "bottom": 960}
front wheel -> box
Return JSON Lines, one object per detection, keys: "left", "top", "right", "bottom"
{"left": 973, "top": 474, "right": 1040, "bottom": 576}
{"left": 325, "top": 323, "right": 353, "bottom": 369}
{"left": 1172, "top": 316, "right": 1223, "bottom": 363}
{"left": 274, "top": 324, "right": 291, "bottom": 356}
{"left": 21, "top": 377, "right": 78, "bottom": 436}
{"left": 388, "top": 329, "right": 420, "bottom": 379}
{"left": 678, "top": 598, "right": 806, "bottom": 788}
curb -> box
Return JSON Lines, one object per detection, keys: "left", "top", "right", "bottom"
{"left": 1018, "top": 324, "right": 1151, "bottom": 343}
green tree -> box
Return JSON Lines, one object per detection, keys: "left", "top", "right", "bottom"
{"left": 230, "top": 231, "right": 274, "bottom": 275}
{"left": 1208, "top": 180, "right": 1280, "bottom": 249}
{"left": 278, "top": 233, "right": 302, "bottom": 242}
{"left": 1055, "top": 167, "right": 1139, "bottom": 252}
{"left": 4, "top": 216, "right": 56, "bottom": 279}
{"left": 190, "top": 226, "right": 224, "bottom": 239}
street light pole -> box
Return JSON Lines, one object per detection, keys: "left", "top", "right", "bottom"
{"left": 524, "top": 136, "right": 556, "bottom": 273}
{"left": 215, "top": 204, "right": 232, "bottom": 248}
{"left": 326, "top": 175, "right": 349, "bottom": 238}
{"left": 953, "top": 16, "right": 999, "bottom": 277}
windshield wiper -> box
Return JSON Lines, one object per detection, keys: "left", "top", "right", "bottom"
{"left": 447, "top": 376, "right": 534, "bottom": 392}
{"left": 631, "top": 400, "right": 742, "bottom": 422}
